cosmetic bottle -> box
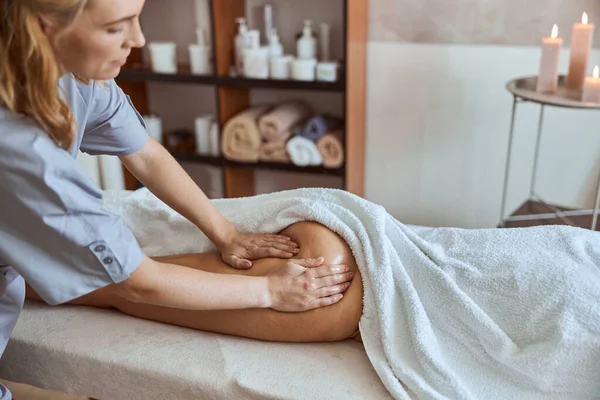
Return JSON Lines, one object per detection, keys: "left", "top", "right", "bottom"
{"left": 264, "top": 4, "right": 273, "bottom": 44}
{"left": 320, "top": 23, "right": 331, "bottom": 61}
{"left": 297, "top": 20, "right": 317, "bottom": 60}
{"left": 269, "top": 29, "right": 283, "bottom": 58}
{"left": 234, "top": 18, "right": 249, "bottom": 74}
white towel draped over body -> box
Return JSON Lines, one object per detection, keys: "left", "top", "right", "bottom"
{"left": 102, "top": 187, "right": 600, "bottom": 400}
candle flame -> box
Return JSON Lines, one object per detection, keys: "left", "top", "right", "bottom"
{"left": 594, "top": 65, "right": 599, "bottom": 79}
{"left": 551, "top": 24, "right": 558, "bottom": 38}
{"left": 583, "top": 12, "right": 588, "bottom": 24}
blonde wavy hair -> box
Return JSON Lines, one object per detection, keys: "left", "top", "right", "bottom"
{"left": 0, "top": 0, "right": 90, "bottom": 150}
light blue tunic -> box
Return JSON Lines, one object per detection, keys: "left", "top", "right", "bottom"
{"left": 0, "top": 74, "right": 149, "bottom": 398}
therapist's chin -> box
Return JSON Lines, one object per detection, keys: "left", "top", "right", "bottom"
{"left": 86, "top": 63, "right": 126, "bottom": 81}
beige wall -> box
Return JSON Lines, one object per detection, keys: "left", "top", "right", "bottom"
{"left": 370, "top": 0, "right": 600, "bottom": 47}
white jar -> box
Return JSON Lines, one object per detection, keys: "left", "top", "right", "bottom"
{"left": 270, "top": 56, "right": 293, "bottom": 79}
{"left": 148, "top": 42, "right": 177, "bottom": 74}
{"left": 189, "top": 44, "right": 212, "bottom": 75}
{"left": 292, "top": 58, "right": 317, "bottom": 81}
{"left": 244, "top": 47, "right": 270, "bottom": 79}
{"left": 316, "top": 62, "right": 338, "bottom": 82}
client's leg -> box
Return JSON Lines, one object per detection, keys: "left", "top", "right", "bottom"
{"left": 26, "top": 222, "right": 363, "bottom": 342}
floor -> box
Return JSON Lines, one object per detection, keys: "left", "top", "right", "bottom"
{"left": 502, "top": 200, "right": 600, "bottom": 231}
{"left": 0, "top": 379, "right": 92, "bottom": 400}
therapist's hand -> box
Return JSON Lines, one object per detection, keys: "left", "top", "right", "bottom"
{"left": 219, "top": 231, "right": 300, "bottom": 269}
{"left": 266, "top": 257, "right": 354, "bottom": 312}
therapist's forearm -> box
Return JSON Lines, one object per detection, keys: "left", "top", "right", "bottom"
{"left": 121, "top": 139, "right": 236, "bottom": 247}
{"left": 113, "top": 257, "right": 270, "bottom": 310}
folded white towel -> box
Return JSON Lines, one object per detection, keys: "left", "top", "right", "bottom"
{"left": 285, "top": 136, "right": 323, "bottom": 166}
{"left": 102, "top": 187, "right": 600, "bottom": 400}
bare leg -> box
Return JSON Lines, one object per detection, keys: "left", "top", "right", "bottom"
{"left": 26, "top": 222, "right": 363, "bottom": 343}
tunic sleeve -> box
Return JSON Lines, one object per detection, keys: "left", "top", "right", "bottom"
{"left": 0, "top": 116, "right": 144, "bottom": 305}
{"left": 80, "top": 79, "right": 149, "bottom": 156}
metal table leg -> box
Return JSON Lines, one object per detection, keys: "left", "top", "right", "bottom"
{"left": 499, "top": 96, "right": 519, "bottom": 226}
{"left": 592, "top": 169, "right": 600, "bottom": 231}
{"left": 529, "top": 105, "right": 545, "bottom": 198}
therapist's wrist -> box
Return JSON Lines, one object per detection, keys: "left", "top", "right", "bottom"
{"left": 254, "top": 276, "right": 273, "bottom": 309}
{"left": 209, "top": 220, "right": 239, "bottom": 249}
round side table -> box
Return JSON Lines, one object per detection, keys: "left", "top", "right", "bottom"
{"left": 499, "top": 75, "right": 600, "bottom": 230}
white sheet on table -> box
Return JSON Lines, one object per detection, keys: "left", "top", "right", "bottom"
{"left": 0, "top": 300, "right": 391, "bottom": 400}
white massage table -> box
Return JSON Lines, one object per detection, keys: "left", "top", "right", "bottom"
{"left": 0, "top": 301, "right": 393, "bottom": 400}
{"left": 0, "top": 225, "right": 434, "bottom": 399}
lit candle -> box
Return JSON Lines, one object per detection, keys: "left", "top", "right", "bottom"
{"left": 582, "top": 65, "right": 600, "bottom": 103}
{"left": 566, "top": 12, "right": 595, "bottom": 90}
{"left": 537, "top": 24, "right": 563, "bottom": 93}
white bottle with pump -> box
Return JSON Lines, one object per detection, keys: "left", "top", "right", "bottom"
{"left": 269, "top": 29, "right": 283, "bottom": 59}
{"left": 297, "top": 20, "right": 316, "bottom": 60}
{"left": 235, "top": 18, "right": 249, "bottom": 75}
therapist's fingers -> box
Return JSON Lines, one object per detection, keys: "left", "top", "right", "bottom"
{"left": 253, "top": 245, "right": 296, "bottom": 259}
{"left": 313, "top": 272, "right": 355, "bottom": 289}
{"left": 259, "top": 240, "right": 299, "bottom": 254}
{"left": 308, "top": 263, "right": 351, "bottom": 278}
{"left": 264, "top": 234, "right": 296, "bottom": 243}
{"left": 222, "top": 254, "right": 253, "bottom": 270}
{"left": 315, "top": 282, "right": 351, "bottom": 298}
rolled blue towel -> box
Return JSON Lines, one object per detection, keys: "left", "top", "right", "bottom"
{"left": 295, "top": 115, "right": 343, "bottom": 141}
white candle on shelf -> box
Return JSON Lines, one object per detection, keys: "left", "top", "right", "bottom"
{"left": 566, "top": 12, "right": 595, "bottom": 90}
{"left": 537, "top": 24, "right": 563, "bottom": 93}
{"left": 582, "top": 65, "right": 600, "bottom": 103}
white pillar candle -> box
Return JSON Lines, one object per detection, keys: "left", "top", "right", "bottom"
{"left": 566, "top": 12, "right": 595, "bottom": 90}
{"left": 582, "top": 65, "right": 600, "bottom": 103}
{"left": 536, "top": 24, "right": 563, "bottom": 93}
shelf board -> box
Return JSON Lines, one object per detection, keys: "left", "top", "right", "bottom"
{"left": 117, "top": 65, "right": 345, "bottom": 92}
{"left": 172, "top": 152, "right": 345, "bottom": 176}
{"left": 217, "top": 76, "right": 345, "bottom": 92}
{"left": 117, "top": 64, "right": 216, "bottom": 85}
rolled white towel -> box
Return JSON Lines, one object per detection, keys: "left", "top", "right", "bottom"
{"left": 285, "top": 136, "right": 323, "bottom": 166}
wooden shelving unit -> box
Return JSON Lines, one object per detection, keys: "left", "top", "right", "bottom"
{"left": 118, "top": 65, "right": 345, "bottom": 92}
{"left": 116, "top": 0, "right": 368, "bottom": 198}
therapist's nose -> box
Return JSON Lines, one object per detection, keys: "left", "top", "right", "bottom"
{"left": 128, "top": 19, "right": 146, "bottom": 49}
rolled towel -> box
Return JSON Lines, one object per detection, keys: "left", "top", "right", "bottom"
{"left": 259, "top": 140, "right": 291, "bottom": 163}
{"left": 295, "top": 115, "right": 343, "bottom": 141}
{"left": 258, "top": 101, "right": 312, "bottom": 142}
{"left": 221, "top": 106, "right": 271, "bottom": 162}
{"left": 316, "top": 130, "right": 344, "bottom": 168}
{"left": 285, "top": 135, "right": 323, "bottom": 167}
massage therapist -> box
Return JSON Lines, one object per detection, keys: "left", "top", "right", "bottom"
{"left": 0, "top": 1, "right": 352, "bottom": 397}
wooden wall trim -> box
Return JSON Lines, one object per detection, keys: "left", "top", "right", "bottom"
{"left": 345, "top": 0, "right": 369, "bottom": 197}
